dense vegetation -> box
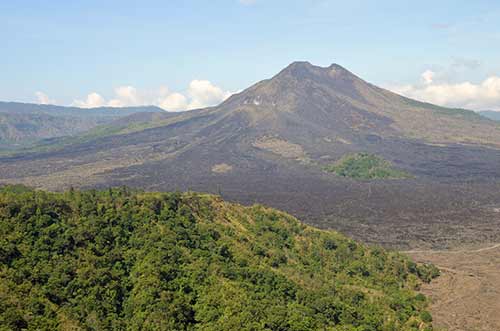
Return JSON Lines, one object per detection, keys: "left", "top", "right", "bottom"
{"left": 325, "top": 153, "right": 411, "bottom": 180}
{"left": 0, "top": 186, "right": 438, "bottom": 330}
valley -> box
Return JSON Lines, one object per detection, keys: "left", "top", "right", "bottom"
{"left": 408, "top": 243, "right": 500, "bottom": 331}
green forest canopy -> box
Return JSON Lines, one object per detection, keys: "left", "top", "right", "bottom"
{"left": 325, "top": 153, "right": 411, "bottom": 180}
{"left": 0, "top": 186, "right": 438, "bottom": 330}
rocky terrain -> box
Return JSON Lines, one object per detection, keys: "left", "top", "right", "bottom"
{"left": 409, "top": 243, "right": 500, "bottom": 331}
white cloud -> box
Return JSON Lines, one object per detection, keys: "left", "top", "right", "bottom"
{"left": 159, "top": 92, "right": 188, "bottom": 111}
{"left": 421, "top": 70, "right": 435, "bottom": 85}
{"left": 389, "top": 71, "right": 500, "bottom": 111}
{"left": 70, "top": 81, "right": 232, "bottom": 112}
{"left": 35, "top": 91, "right": 55, "bottom": 105}
{"left": 72, "top": 92, "right": 106, "bottom": 108}
{"left": 109, "top": 86, "right": 139, "bottom": 107}
{"left": 187, "top": 80, "right": 232, "bottom": 110}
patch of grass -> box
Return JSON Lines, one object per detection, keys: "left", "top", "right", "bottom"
{"left": 325, "top": 153, "right": 412, "bottom": 180}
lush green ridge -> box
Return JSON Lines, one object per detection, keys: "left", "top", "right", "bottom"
{"left": 325, "top": 153, "right": 412, "bottom": 180}
{"left": 0, "top": 186, "right": 437, "bottom": 330}
{"left": 0, "top": 101, "right": 168, "bottom": 155}
{"left": 402, "top": 97, "right": 485, "bottom": 121}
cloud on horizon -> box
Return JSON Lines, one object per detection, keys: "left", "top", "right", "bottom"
{"left": 42, "top": 80, "right": 233, "bottom": 111}
{"left": 35, "top": 91, "right": 55, "bottom": 105}
{"left": 388, "top": 70, "right": 500, "bottom": 111}
{"left": 37, "top": 68, "right": 500, "bottom": 112}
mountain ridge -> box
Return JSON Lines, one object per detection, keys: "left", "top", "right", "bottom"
{"left": 479, "top": 110, "right": 500, "bottom": 121}
{"left": 0, "top": 101, "right": 166, "bottom": 149}
{"left": 0, "top": 101, "right": 165, "bottom": 117}
{"left": 0, "top": 186, "right": 438, "bottom": 330}
{"left": 215, "top": 61, "right": 498, "bottom": 147}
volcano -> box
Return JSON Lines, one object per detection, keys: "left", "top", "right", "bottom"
{"left": 2, "top": 61, "right": 500, "bottom": 249}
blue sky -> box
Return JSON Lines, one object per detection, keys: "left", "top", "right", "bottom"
{"left": 2, "top": 0, "right": 500, "bottom": 110}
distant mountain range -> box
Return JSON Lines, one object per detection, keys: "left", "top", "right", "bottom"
{"left": 0, "top": 101, "right": 164, "bottom": 149}
{"left": 2, "top": 62, "right": 500, "bottom": 249}
{"left": 479, "top": 110, "right": 500, "bottom": 121}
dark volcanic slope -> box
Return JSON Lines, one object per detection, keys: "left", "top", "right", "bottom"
{"left": 1, "top": 62, "right": 500, "bottom": 249}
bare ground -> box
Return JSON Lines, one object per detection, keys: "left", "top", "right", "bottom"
{"left": 407, "top": 244, "right": 500, "bottom": 331}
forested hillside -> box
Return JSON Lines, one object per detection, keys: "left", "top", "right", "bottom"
{"left": 0, "top": 186, "right": 438, "bottom": 330}
{"left": 0, "top": 102, "right": 165, "bottom": 150}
